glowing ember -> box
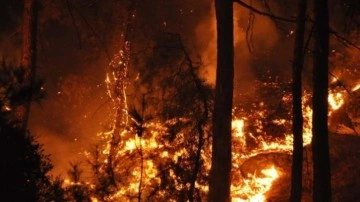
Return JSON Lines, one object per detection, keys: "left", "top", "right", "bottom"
{"left": 328, "top": 91, "right": 344, "bottom": 111}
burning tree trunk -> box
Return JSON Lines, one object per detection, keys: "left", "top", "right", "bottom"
{"left": 15, "top": 0, "right": 38, "bottom": 130}
{"left": 312, "top": 0, "right": 332, "bottom": 201}
{"left": 104, "top": 0, "right": 137, "bottom": 189}
{"left": 208, "top": 0, "right": 234, "bottom": 201}
{"left": 290, "top": 0, "right": 307, "bottom": 201}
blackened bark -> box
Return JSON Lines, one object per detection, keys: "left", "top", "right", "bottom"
{"left": 16, "top": 0, "right": 38, "bottom": 130}
{"left": 312, "top": 0, "right": 332, "bottom": 201}
{"left": 208, "top": 0, "right": 234, "bottom": 201}
{"left": 290, "top": 0, "right": 307, "bottom": 201}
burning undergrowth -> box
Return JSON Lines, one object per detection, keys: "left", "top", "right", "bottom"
{"left": 60, "top": 31, "right": 360, "bottom": 201}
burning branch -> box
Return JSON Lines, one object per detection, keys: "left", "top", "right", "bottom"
{"left": 100, "top": 0, "right": 138, "bottom": 195}
{"left": 106, "top": 0, "right": 137, "bottom": 149}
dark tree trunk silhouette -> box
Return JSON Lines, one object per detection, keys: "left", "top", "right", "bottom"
{"left": 208, "top": 0, "right": 234, "bottom": 201}
{"left": 312, "top": 0, "right": 331, "bottom": 201}
{"left": 290, "top": 0, "right": 307, "bottom": 201}
{"left": 16, "top": 0, "right": 38, "bottom": 130}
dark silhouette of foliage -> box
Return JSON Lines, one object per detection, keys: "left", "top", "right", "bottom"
{"left": 0, "top": 62, "right": 64, "bottom": 201}
{"left": 64, "top": 162, "right": 91, "bottom": 202}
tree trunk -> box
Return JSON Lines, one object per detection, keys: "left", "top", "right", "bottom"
{"left": 208, "top": 0, "right": 234, "bottom": 201}
{"left": 16, "top": 0, "right": 38, "bottom": 130}
{"left": 290, "top": 0, "right": 307, "bottom": 201}
{"left": 312, "top": 0, "right": 331, "bottom": 201}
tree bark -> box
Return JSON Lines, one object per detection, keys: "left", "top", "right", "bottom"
{"left": 312, "top": 0, "right": 332, "bottom": 201}
{"left": 290, "top": 0, "right": 307, "bottom": 201}
{"left": 208, "top": 0, "right": 234, "bottom": 201}
{"left": 16, "top": 0, "right": 38, "bottom": 130}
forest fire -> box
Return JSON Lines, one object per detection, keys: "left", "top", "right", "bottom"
{"left": 328, "top": 91, "right": 344, "bottom": 111}
{"left": 231, "top": 166, "right": 279, "bottom": 202}
{"left": 72, "top": 85, "right": 350, "bottom": 201}
{"left": 1, "top": 0, "right": 360, "bottom": 201}
{"left": 227, "top": 83, "right": 355, "bottom": 201}
{"left": 353, "top": 84, "right": 360, "bottom": 92}
{"left": 15, "top": 32, "right": 359, "bottom": 199}
{"left": 61, "top": 73, "right": 357, "bottom": 202}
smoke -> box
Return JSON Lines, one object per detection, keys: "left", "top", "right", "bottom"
{"left": 0, "top": 32, "right": 21, "bottom": 65}
{"left": 195, "top": 1, "right": 280, "bottom": 95}
{"left": 28, "top": 73, "right": 112, "bottom": 177}
{"left": 31, "top": 126, "right": 80, "bottom": 177}
{"left": 194, "top": 6, "right": 217, "bottom": 85}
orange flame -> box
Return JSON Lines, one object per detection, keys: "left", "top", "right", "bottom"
{"left": 231, "top": 166, "right": 279, "bottom": 202}
{"left": 71, "top": 83, "right": 357, "bottom": 201}
{"left": 352, "top": 84, "right": 360, "bottom": 92}
{"left": 328, "top": 91, "right": 344, "bottom": 111}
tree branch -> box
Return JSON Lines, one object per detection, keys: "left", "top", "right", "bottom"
{"left": 66, "top": 0, "right": 111, "bottom": 60}
{"left": 328, "top": 71, "right": 353, "bottom": 96}
{"left": 329, "top": 30, "right": 360, "bottom": 50}
{"left": 234, "top": 0, "right": 360, "bottom": 51}
{"left": 65, "top": 0, "right": 82, "bottom": 49}
{"left": 173, "top": 33, "right": 209, "bottom": 202}
{"left": 233, "top": 0, "right": 296, "bottom": 23}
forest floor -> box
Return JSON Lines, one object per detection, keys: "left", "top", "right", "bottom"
{"left": 266, "top": 133, "right": 360, "bottom": 202}
{"left": 241, "top": 132, "right": 360, "bottom": 202}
